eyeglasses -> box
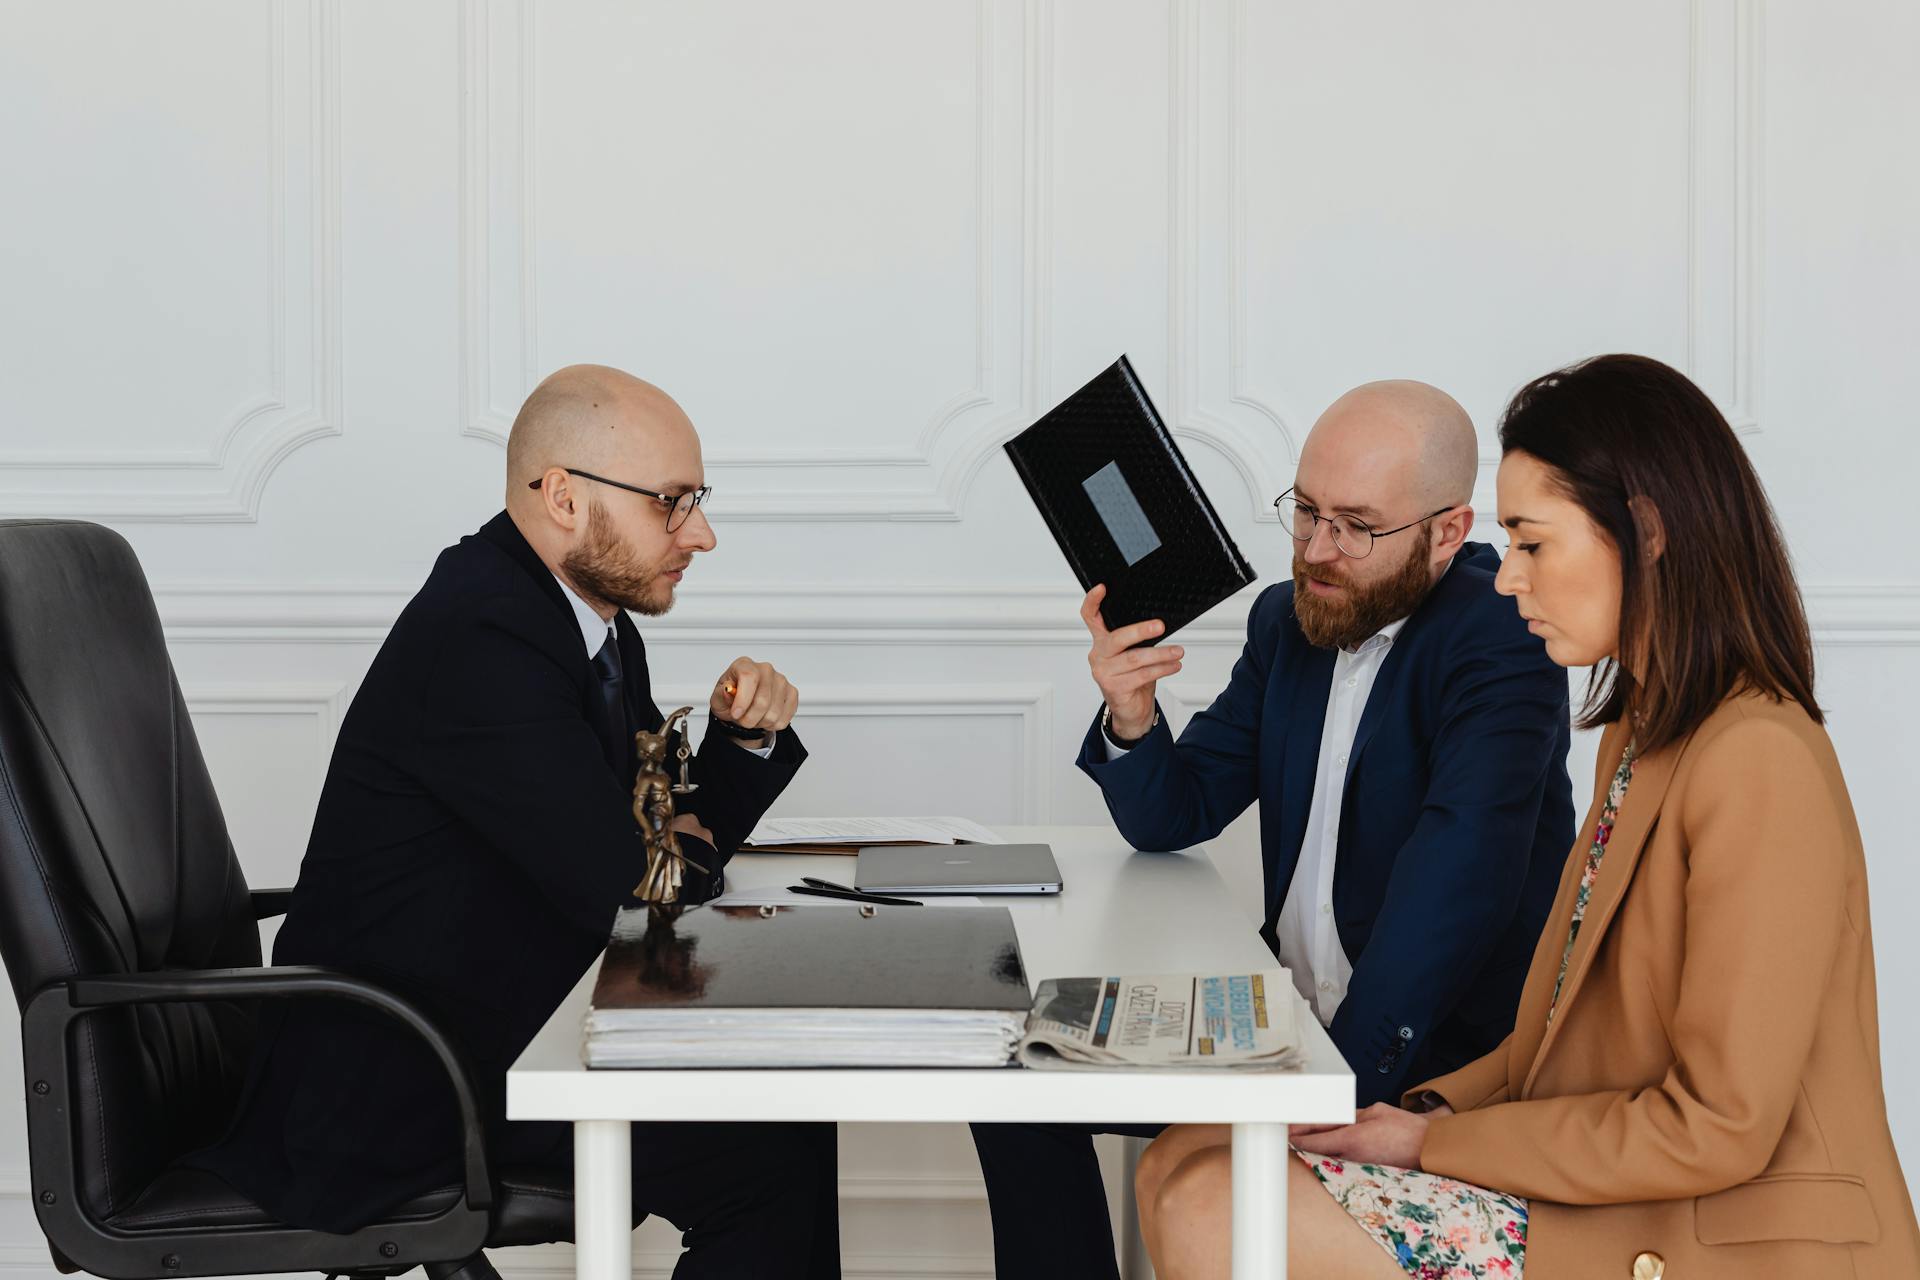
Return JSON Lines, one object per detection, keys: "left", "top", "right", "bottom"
{"left": 529, "top": 469, "right": 712, "bottom": 533}
{"left": 1273, "top": 487, "right": 1449, "bottom": 559}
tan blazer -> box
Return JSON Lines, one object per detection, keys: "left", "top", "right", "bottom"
{"left": 1412, "top": 691, "right": 1919, "bottom": 1279}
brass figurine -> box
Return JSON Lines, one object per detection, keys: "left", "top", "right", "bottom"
{"left": 631, "top": 706, "right": 706, "bottom": 917}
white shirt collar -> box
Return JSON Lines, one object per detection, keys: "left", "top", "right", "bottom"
{"left": 1339, "top": 553, "right": 1454, "bottom": 655}
{"left": 552, "top": 573, "right": 615, "bottom": 658}
{"left": 1345, "top": 614, "right": 1411, "bottom": 656}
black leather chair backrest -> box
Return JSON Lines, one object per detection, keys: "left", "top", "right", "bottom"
{"left": 0, "top": 520, "right": 261, "bottom": 1220}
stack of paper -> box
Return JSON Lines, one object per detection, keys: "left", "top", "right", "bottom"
{"left": 583, "top": 902, "right": 1031, "bottom": 1069}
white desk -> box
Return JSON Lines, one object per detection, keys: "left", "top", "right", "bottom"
{"left": 507, "top": 825, "right": 1355, "bottom": 1279}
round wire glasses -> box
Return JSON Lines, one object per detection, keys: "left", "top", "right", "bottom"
{"left": 1273, "top": 487, "right": 1448, "bottom": 559}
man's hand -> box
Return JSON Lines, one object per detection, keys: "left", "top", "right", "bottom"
{"left": 1081, "top": 584, "right": 1182, "bottom": 741}
{"left": 711, "top": 656, "right": 798, "bottom": 747}
{"left": 1288, "top": 1101, "right": 1431, "bottom": 1171}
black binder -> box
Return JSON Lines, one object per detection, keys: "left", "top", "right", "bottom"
{"left": 593, "top": 903, "right": 1030, "bottom": 1012}
{"left": 1004, "top": 355, "right": 1257, "bottom": 641}
{"left": 583, "top": 903, "right": 1033, "bottom": 1067}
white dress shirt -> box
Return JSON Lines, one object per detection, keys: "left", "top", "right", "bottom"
{"left": 551, "top": 574, "right": 773, "bottom": 758}
{"left": 1274, "top": 615, "right": 1409, "bottom": 1025}
{"left": 1103, "top": 585, "right": 1443, "bottom": 1027}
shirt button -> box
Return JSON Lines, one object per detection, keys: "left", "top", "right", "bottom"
{"left": 1319, "top": 979, "right": 1334, "bottom": 992}
{"left": 1336, "top": 751, "right": 1349, "bottom": 766}
{"left": 1398, "top": 1026, "right": 1415, "bottom": 1040}
{"left": 1320, "top": 903, "right": 1332, "bottom": 915}
{"left": 1345, "top": 676, "right": 1358, "bottom": 688}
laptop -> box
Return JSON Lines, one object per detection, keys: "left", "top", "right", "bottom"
{"left": 854, "top": 843, "right": 1064, "bottom": 896}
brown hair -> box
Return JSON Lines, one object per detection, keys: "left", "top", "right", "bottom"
{"left": 1497, "top": 353, "right": 1819, "bottom": 753}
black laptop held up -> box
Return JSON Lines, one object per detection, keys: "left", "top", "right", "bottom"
{"left": 1004, "top": 354, "right": 1257, "bottom": 643}
{"left": 854, "top": 843, "right": 1064, "bottom": 896}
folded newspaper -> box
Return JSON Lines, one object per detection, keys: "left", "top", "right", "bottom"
{"left": 1016, "top": 970, "right": 1305, "bottom": 1071}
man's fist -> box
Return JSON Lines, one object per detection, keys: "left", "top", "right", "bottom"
{"left": 1080, "top": 584, "right": 1182, "bottom": 742}
{"left": 711, "top": 656, "right": 799, "bottom": 744}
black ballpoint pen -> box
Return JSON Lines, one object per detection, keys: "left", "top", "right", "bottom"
{"left": 786, "top": 882, "right": 922, "bottom": 907}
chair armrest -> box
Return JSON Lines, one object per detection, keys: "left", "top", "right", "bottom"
{"left": 248, "top": 888, "right": 295, "bottom": 920}
{"left": 23, "top": 967, "right": 493, "bottom": 1213}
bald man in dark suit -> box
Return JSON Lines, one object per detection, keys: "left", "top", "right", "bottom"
{"left": 198, "top": 366, "right": 837, "bottom": 1279}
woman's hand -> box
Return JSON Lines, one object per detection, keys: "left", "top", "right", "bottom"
{"left": 1289, "top": 1101, "right": 1432, "bottom": 1170}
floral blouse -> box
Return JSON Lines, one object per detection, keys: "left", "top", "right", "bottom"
{"left": 1548, "top": 742, "right": 1637, "bottom": 1021}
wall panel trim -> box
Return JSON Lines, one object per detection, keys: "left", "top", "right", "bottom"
{"left": 0, "top": 0, "right": 342, "bottom": 521}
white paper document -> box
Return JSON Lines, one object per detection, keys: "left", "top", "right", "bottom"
{"left": 744, "top": 815, "right": 1005, "bottom": 846}
{"left": 706, "top": 888, "right": 987, "bottom": 910}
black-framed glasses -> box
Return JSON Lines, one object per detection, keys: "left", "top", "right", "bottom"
{"left": 529, "top": 468, "right": 712, "bottom": 533}
{"left": 1273, "top": 487, "right": 1449, "bottom": 559}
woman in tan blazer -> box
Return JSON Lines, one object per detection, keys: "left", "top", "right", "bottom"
{"left": 1136, "top": 354, "right": 1920, "bottom": 1279}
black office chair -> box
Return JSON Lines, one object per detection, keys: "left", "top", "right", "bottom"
{"left": 0, "top": 520, "right": 580, "bottom": 1280}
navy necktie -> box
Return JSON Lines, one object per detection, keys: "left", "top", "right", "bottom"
{"left": 591, "top": 630, "right": 628, "bottom": 772}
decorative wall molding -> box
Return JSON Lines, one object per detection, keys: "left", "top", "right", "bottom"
{"left": 147, "top": 582, "right": 1258, "bottom": 648}
{"left": 1690, "top": 0, "right": 1762, "bottom": 434}
{"left": 459, "top": 0, "right": 1053, "bottom": 521}
{"left": 0, "top": 0, "right": 341, "bottom": 521}
{"left": 457, "top": 0, "right": 536, "bottom": 446}
{"left": 180, "top": 681, "right": 352, "bottom": 757}
{"left": 1165, "top": 0, "right": 1294, "bottom": 522}
{"left": 146, "top": 581, "right": 1920, "bottom": 651}
{"left": 1157, "top": 682, "right": 1219, "bottom": 729}
{"left": 1165, "top": 0, "right": 1764, "bottom": 502}
{"left": 653, "top": 683, "right": 1055, "bottom": 822}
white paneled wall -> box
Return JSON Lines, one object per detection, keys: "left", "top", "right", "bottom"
{"left": 2, "top": 3, "right": 1917, "bottom": 1277}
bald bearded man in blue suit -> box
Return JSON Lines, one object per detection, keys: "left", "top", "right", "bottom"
{"left": 973, "top": 381, "right": 1575, "bottom": 1280}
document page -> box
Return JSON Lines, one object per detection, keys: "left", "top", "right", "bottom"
{"left": 745, "top": 815, "right": 1005, "bottom": 846}
{"left": 707, "top": 888, "right": 987, "bottom": 909}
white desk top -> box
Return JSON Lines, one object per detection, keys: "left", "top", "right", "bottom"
{"left": 507, "top": 825, "right": 1356, "bottom": 1124}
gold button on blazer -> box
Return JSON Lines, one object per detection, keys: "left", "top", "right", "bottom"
{"left": 1410, "top": 692, "right": 1920, "bottom": 1279}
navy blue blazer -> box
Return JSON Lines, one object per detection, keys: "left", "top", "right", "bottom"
{"left": 197, "top": 512, "right": 805, "bottom": 1231}
{"left": 1077, "top": 542, "right": 1573, "bottom": 1104}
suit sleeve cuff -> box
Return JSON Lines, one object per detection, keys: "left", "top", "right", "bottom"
{"left": 1078, "top": 701, "right": 1171, "bottom": 774}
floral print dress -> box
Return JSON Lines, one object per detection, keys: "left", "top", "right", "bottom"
{"left": 1293, "top": 744, "right": 1638, "bottom": 1279}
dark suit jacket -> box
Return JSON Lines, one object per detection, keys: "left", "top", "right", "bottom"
{"left": 197, "top": 512, "right": 805, "bottom": 1231}
{"left": 1076, "top": 542, "right": 1572, "bottom": 1105}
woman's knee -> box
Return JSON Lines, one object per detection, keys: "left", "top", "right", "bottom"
{"left": 1153, "top": 1145, "right": 1233, "bottom": 1229}
{"left": 1133, "top": 1130, "right": 1181, "bottom": 1209}
{"left": 1135, "top": 1124, "right": 1225, "bottom": 1208}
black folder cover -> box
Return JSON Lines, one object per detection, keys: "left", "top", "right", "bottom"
{"left": 1004, "top": 355, "right": 1257, "bottom": 641}
{"left": 590, "top": 903, "right": 1031, "bottom": 1013}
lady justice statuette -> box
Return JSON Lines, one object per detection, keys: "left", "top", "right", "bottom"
{"left": 630, "top": 705, "right": 705, "bottom": 919}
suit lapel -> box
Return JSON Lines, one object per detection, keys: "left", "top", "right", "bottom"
{"left": 613, "top": 614, "right": 654, "bottom": 726}
{"left": 1342, "top": 633, "right": 1411, "bottom": 793}
{"left": 1269, "top": 644, "right": 1335, "bottom": 923}
{"left": 612, "top": 614, "right": 667, "bottom": 778}
{"left": 1504, "top": 718, "right": 1622, "bottom": 1089}
{"left": 1519, "top": 719, "right": 1681, "bottom": 1096}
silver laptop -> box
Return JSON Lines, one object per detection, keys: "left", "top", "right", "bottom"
{"left": 854, "top": 843, "right": 1064, "bottom": 895}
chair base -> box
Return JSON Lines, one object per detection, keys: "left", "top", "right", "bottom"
{"left": 424, "top": 1252, "right": 505, "bottom": 1280}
